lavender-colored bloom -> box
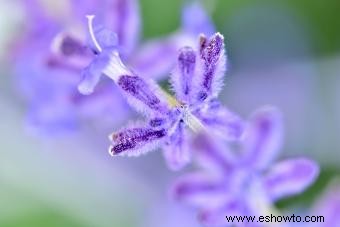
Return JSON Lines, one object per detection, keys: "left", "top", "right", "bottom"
{"left": 11, "top": 0, "right": 132, "bottom": 134}
{"left": 79, "top": 16, "right": 243, "bottom": 170}
{"left": 12, "top": 0, "right": 213, "bottom": 135}
{"left": 309, "top": 182, "right": 340, "bottom": 227}
{"left": 129, "top": 2, "right": 215, "bottom": 80}
{"left": 172, "top": 107, "right": 319, "bottom": 226}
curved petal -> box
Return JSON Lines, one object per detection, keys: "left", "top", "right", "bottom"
{"left": 182, "top": 2, "right": 215, "bottom": 37}
{"left": 170, "top": 46, "right": 197, "bottom": 103}
{"left": 194, "top": 33, "right": 227, "bottom": 101}
{"left": 243, "top": 107, "right": 283, "bottom": 171}
{"left": 108, "top": 124, "right": 167, "bottom": 157}
{"left": 78, "top": 52, "right": 111, "bottom": 95}
{"left": 263, "top": 158, "right": 319, "bottom": 201}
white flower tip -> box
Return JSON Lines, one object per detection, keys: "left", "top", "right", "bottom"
{"left": 86, "top": 15, "right": 95, "bottom": 20}
{"left": 77, "top": 82, "right": 93, "bottom": 95}
{"left": 51, "top": 32, "right": 65, "bottom": 53}
{"left": 108, "top": 145, "right": 114, "bottom": 157}
{"left": 108, "top": 132, "right": 114, "bottom": 141}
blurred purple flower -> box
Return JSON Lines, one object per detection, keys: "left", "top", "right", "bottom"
{"left": 309, "top": 182, "right": 340, "bottom": 227}
{"left": 79, "top": 16, "right": 243, "bottom": 170}
{"left": 171, "top": 107, "right": 319, "bottom": 226}
{"left": 12, "top": 0, "right": 214, "bottom": 135}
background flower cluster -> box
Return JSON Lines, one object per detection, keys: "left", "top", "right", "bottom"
{"left": 1, "top": 0, "right": 340, "bottom": 227}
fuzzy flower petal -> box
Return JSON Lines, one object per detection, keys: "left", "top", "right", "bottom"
{"left": 117, "top": 74, "right": 170, "bottom": 115}
{"left": 170, "top": 46, "right": 197, "bottom": 102}
{"left": 263, "top": 158, "right": 319, "bottom": 201}
{"left": 195, "top": 33, "right": 226, "bottom": 101}
{"left": 109, "top": 125, "right": 167, "bottom": 156}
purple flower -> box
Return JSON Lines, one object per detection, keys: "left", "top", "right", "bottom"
{"left": 171, "top": 107, "right": 319, "bottom": 226}
{"left": 309, "top": 182, "right": 340, "bottom": 227}
{"left": 12, "top": 0, "right": 214, "bottom": 135}
{"left": 79, "top": 17, "right": 243, "bottom": 170}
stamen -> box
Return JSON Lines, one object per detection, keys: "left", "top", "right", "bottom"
{"left": 182, "top": 106, "right": 205, "bottom": 133}
{"left": 86, "top": 15, "right": 102, "bottom": 53}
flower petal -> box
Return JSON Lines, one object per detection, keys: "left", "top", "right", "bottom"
{"left": 103, "top": 52, "right": 170, "bottom": 115}
{"left": 78, "top": 51, "right": 111, "bottom": 95}
{"left": 311, "top": 182, "right": 340, "bottom": 226}
{"left": 129, "top": 37, "right": 179, "bottom": 80}
{"left": 117, "top": 74, "right": 170, "bottom": 115}
{"left": 243, "top": 107, "right": 283, "bottom": 171}
{"left": 104, "top": 0, "right": 141, "bottom": 56}
{"left": 199, "top": 201, "right": 246, "bottom": 227}
{"left": 108, "top": 125, "right": 167, "bottom": 157}
{"left": 171, "top": 173, "right": 227, "bottom": 209}
{"left": 198, "top": 100, "right": 244, "bottom": 140}
{"left": 263, "top": 158, "right": 319, "bottom": 201}
{"left": 193, "top": 133, "right": 235, "bottom": 175}
{"left": 52, "top": 33, "right": 91, "bottom": 58}
{"left": 170, "top": 46, "right": 197, "bottom": 103}
{"left": 87, "top": 25, "right": 119, "bottom": 53}
{"left": 195, "top": 33, "right": 227, "bottom": 101}
{"left": 182, "top": 2, "right": 215, "bottom": 37}
{"left": 163, "top": 122, "right": 191, "bottom": 170}
{"left": 71, "top": 0, "right": 140, "bottom": 55}
{"left": 79, "top": 48, "right": 170, "bottom": 115}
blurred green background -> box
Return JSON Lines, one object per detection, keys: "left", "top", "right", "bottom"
{"left": 0, "top": 0, "right": 340, "bottom": 226}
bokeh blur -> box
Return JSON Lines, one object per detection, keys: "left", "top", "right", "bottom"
{"left": 0, "top": 0, "right": 339, "bottom": 226}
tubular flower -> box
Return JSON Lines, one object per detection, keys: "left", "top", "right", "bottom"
{"left": 12, "top": 0, "right": 213, "bottom": 134}
{"left": 172, "top": 107, "right": 319, "bottom": 226}
{"left": 79, "top": 17, "right": 243, "bottom": 170}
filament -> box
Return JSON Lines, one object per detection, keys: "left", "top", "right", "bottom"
{"left": 86, "top": 15, "right": 102, "bottom": 53}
